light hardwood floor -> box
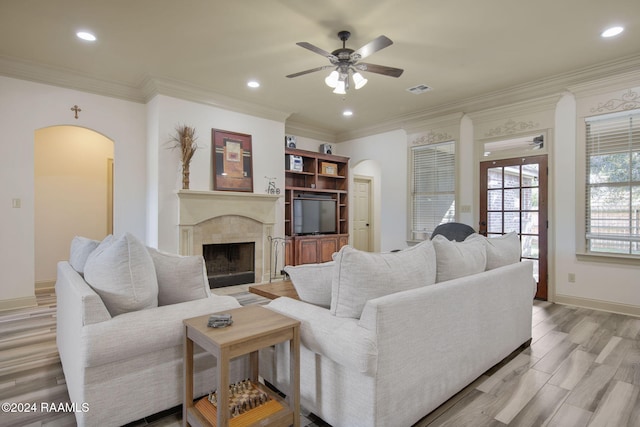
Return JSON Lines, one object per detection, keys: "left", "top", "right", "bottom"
{"left": 1, "top": 290, "right": 639, "bottom": 426}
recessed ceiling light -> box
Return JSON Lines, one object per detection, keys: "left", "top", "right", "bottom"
{"left": 601, "top": 26, "right": 624, "bottom": 38}
{"left": 247, "top": 80, "right": 260, "bottom": 88}
{"left": 76, "top": 31, "right": 97, "bottom": 42}
{"left": 343, "top": 110, "right": 353, "bottom": 117}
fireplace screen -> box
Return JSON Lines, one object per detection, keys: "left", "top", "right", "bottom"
{"left": 202, "top": 242, "right": 255, "bottom": 288}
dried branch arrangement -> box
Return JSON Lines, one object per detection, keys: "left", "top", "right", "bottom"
{"left": 170, "top": 125, "right": 198, "bottom": 189}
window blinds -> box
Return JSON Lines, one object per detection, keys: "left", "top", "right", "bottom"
{"left": 411, "top": 141, "right": 456, "bottom": 239}
{"left": 585, "top": 110, "right": 640, "bottom": 254}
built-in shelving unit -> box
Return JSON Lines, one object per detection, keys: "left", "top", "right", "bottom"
{"left": 284, "top": 148, "right": 349, "bottom": 265}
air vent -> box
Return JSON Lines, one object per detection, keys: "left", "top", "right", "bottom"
{"left": 406, "top": 84, "right": 432, "bottom": 94}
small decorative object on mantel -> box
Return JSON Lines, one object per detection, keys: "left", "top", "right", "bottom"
{"left": 169, "top": 125, "right": 198, "bottom": 189}
{"left": 264, "top": 176, "right": 280, "bottom": 195}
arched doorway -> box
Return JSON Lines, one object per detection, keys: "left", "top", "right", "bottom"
{"left": 34, "top": 126, "right": 114, "bottom": 288}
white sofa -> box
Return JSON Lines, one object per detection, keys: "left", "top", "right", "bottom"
{"left": 56, "top": 233, "right": 248, "bottom": 426}
{"left": 262, "top": 233, "right": 535, "bottom": 427}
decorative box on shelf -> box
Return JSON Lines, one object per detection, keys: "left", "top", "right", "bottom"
{"left": 321, "top": 162, "right": 337, "bottom": 175}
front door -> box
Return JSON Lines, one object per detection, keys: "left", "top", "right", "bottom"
{"left": 479, "top": 155, "right": 548, "bottom": 300}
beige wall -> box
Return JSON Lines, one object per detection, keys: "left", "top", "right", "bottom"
{"left": 34, "top": 126, "right": 114, "bottom": 286}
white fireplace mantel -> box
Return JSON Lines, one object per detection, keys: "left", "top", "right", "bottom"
{"left": 176, "top": 190, "right": 281, "bottom": 226}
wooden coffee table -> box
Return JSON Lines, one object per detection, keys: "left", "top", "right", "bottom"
{"left": 248, "top": 280, "right": 299, "bottom": 300}
{"left": 183, "top": 305, "right": 300, "bottom": 427}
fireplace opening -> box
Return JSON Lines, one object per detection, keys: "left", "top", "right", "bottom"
{"left": 203, "top": 242, "right": 255, "bottom": 288}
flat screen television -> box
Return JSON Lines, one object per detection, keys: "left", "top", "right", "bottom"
{"left": 293, "top": 198, "right": 337, "bottom": 234}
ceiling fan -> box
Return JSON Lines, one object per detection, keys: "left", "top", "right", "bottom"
{"left": 286, "top": 30, "right": 404, "bottom": 94}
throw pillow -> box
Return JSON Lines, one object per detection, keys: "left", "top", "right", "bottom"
{"left": 465, "top": 232, "right": 521, "bottom": 270}
{"left": 284, "top": 261, "right": 334, "bottom": 308}
{"left": 69, "top": 236, "right": 102, "bottom": 274}
{"left": 84, "top": 233, "right": 159, "bottom": 316}
{"left": 330, "top": 240, "right": 437, "bottom": 318}
{"left": 431, "top": 235, "right": 486, "bottom": 282}
{"left": 147, "top": 247, "right": 209, "bottom": 306}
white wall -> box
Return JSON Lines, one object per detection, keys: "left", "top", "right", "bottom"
{"left": 148, "top": 95, "right": 286, "bottom": 253}
{"left": 0, "top": 76, "right": 147, "bottom": 307}
{"left": 553, "top": 91, "right": 640, "bottom": 314}
{"left": 340, "top": 129, "right": 408, "bottom": 251}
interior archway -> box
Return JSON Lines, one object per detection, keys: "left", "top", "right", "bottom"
{"left": 34, "top": 126, "right": 114, "bottom": 288}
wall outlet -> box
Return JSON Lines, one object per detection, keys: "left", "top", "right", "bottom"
{"left": 568, "top": 273, "right": 576, "bottom": 283}
{"left": 12, "top": 198, "right": 21, "bottom": 208}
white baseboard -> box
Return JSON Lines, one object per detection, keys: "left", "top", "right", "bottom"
{"left": 35, "top": 280, "right": 56, "bottom": 291}
{"left": 0, "top": 295, "right": 38, "bottom": 312}
{"left": 554, "top": 293, "right": 640, "bottom": 318}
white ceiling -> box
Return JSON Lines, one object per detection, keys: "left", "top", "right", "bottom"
{"left": 1, "top": 0, "right": 639, "bottom": 141}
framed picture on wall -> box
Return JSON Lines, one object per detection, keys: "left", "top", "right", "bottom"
{"left": 212, "top": 129, "right": 253, "bottom": 192}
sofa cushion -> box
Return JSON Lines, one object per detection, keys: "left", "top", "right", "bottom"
{"left": 69, "top": 236, "right": 101, "bottom": 274}
{"left": 432, "top": 235, "right": 486, "bottom": 282}
{"left": 84, "top": 233, "right": 159, "bottom": 316}
{"left": 147, "top": 247, "right": 209, "bottom": 306}
{"left": 330, "top": 240, "right": 436, "bottom": 318}
{"left": 465, "top": 232, "right": 521, "bottom": 270}
{"left": 284, "top": 261, "right": 334, "bottom": 308}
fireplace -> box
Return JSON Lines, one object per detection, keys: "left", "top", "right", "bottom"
{"left": 176, "top": 190, "right": 280, "bottom": 285}
{"left": 203, "top": 242, "right": 255, "bottom": 288}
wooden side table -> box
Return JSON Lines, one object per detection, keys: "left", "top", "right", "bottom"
{"left": 183, "top": 305, "right": 300, "bottom": 427}
{"left": 248, "top": 280, "right": 299, "bottom": 301}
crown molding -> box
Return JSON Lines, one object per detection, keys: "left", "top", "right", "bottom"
{"left": 284, "top": 119, "right": 338, "bottom": 143}
{"left": 403, "top": 112, "right": 465, "bottom": 135}
{"left": 0, "top": 54, "right": 145, "bottom": 103}
{"left": 466, "top": 93, "right": 562, "bottom": 122}
{"left": 141, "top": 76, "right": 291, "bottom": 123}
{"left": 0, "top": 55, "right": 291, "bottom": 123}
{"left": 337, "top": 53, "right": 640, "bottom": 142}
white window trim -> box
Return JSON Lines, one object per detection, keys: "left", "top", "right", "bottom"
{"left": 579, "top": 109, "right": 640, "bottom": 260}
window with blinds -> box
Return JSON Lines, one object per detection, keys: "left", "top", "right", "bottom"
{"left": 410, "top": 141, "right": 456, "bottom": 240}
{"left": 585, "top": 110, "right": 640, "bottom": 255}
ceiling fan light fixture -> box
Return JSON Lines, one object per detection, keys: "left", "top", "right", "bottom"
{"left": 352, "top": 72, "right": 368, "bottom": 90}
{"left": 325, "top": 70, "right": 339, "bottom": 88}
{"left": 333, "top": 80, "right": 346, "bottom": 94}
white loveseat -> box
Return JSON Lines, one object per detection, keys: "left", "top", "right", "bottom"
{"left": 56, "top": 233, "right": 248, "bottom": 426}
{"left": 262, "top": 233, "right": 535, "bottom": 427}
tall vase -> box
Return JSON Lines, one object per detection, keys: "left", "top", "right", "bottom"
{"left": 182, "top": 164, "right": 190, "bottom": 189}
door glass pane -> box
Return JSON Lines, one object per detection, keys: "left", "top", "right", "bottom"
{"left": 488, "top": 212, "right": 502, "bottom": 233}
{"left": 504, "top": 212, "right": 520, "bottom": 233}
{"left": 522, "top": 164, "right": 539, "bottom": 187}
{"left": 488, "top": 189, "right": 502, "bottom": 210}
{"left": 522, "top": 212, "right": 538, "bottom": 234}
{"left": 521, "top": 235, "right": 539, "bottom": 259}
{"left": 488, "top": 167, "right": 502, "bottom": 189}
{"left": 503, "top": 166, "right": 521, "bottom": 188}
{"left": 504, "top": 189, "right": 520, "bottom": 210}
{"left": 522, "top": 188, "right": 539, "bottom": 211}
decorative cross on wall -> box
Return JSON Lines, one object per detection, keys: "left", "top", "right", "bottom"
{"left": 71, "top": 105, "right": 81, "bottom": 119}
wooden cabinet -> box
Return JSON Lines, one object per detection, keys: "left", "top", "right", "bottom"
{"left": 284, "top": 148, "right": 349, "bottom": 265}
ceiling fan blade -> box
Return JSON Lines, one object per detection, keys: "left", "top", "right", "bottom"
{"left": 286, "top": 66, "right": 332, "bottom": 78}
{"left": 355, "top": 63, "right": 404, "bottom": 78}
{"left": 296, "top": 42, "right": 338, "bottom": 61}
{"left": 352, "top": 35, "right": 393, "bottom": 60}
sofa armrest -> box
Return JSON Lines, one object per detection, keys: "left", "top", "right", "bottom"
{"left": 267, "top": 297, "right": 378, "bottom": 375}
{"left": 56, "top": 261, "right": 112, "bottom": 326}
{"left": 81, "top": 295, "right": 241, "bottom": 367}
